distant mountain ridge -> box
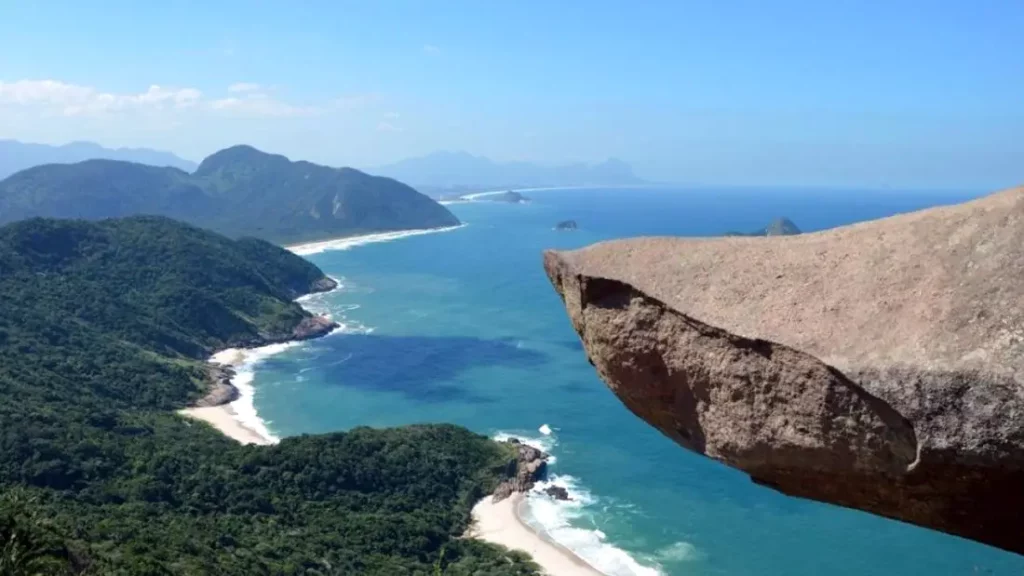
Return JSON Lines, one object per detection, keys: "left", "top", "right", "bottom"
{"left": 0, "top": 139, "right": 197, "bottom": 179}
{"left": 0, "top": 145, "right": 459, "bottom": 244}
{"left": 373, "top": 150, "right": 646, "bottom": 191}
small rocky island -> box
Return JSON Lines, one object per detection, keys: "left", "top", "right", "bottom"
{"left": 555, "top": 220, "right": 578, "bottom": 231}
{"left": 724, "top": 217, "right": 801, "bottom": 237}
{"left": 486, "top": 190, "right": 530, "bottom": 204}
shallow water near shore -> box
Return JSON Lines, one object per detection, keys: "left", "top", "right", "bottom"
{"left": 250, "top": 187, "right": 1023, "bottom": 576}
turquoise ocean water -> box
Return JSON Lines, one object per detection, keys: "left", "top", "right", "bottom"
{"left": 249, "top": 187, "right": 1022, "bottom": 576}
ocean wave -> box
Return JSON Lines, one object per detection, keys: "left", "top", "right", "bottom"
{"left": 492, "top": 429, "right": 663, "bottom": 576}
{"left": 207, "top": 273, "right": 366, "bottom": 443}
{"left": 287, "top": 224, "right": 466, "bottom": 256}
{"left": 654, "top": 541, "right": 704, "bottom": 564}
{"left": 210, "top": 341, "right": 303, "bottom": 444}
{"left": 295, "top": 276, "right": 344, "bottom": 304}
{"left": 525, "top": 475, "right": 664, "bottom": 576}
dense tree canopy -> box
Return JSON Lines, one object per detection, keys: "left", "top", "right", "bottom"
{"left": 0, "top": 217, "right": 537, "bottom": 575}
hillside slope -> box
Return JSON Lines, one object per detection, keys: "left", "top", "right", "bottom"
{"left": 0, "top": 216, "right": 536, "bottom": 575}
{"left": 0, "top": 145, "right": 460, "bottom": 244}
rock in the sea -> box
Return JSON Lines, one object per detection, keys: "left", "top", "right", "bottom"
{"left": 724, "top": 217, "right": 801, "bottom": 237}
{"left": 543, "top": 187, "right": 1024, "bottom": 554}
{"left": 487, "top": 190, "right": 530, "bottom": 204}
{"left": 492, "top": 438, "right": 549, "bottom": 501}
{"left": 555, "top": 220, "right": 578, "bottom": 231}
{"left": 544, "top": 485, "right": 572, "bottom": 501}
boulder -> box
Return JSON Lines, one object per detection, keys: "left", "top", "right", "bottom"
{"left": 544, "top": 187, "right": 1024, "bottom": 554}
{"left": 544, "top": 485, "right": 572, "bottom": 501}
{"left": 492, "top": 438, "right": 549, "bottom": 501}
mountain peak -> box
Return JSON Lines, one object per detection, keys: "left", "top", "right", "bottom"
{"left": 194, "top": 144, "right": 288, "bottom": 176}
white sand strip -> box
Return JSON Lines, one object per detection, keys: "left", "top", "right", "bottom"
{"left": 179, "top": 405, "right": 274, "bottom": 445}
{"left": 470, "top": 494, "right": 605, "bottom": 576}
{"left": 285, "top": 225, "right": 465, "bottom": 256}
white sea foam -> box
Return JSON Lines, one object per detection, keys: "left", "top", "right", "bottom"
{"left": 492, "top": 429, "right": 664, "bottom": 576}
{"left": 286, "top": 224, "right": 466, "bottom": 256}
{"left": 525, "top": 475, "right": 664, "bottom": 576}
{"left": 210, "top": 341, "right": 302, "bottom": 444}
{"left": 654, "top": 541, "right": 704, "bottom": 563}
{"left": 207, "top": 267, "right": 360, "bottom": 443}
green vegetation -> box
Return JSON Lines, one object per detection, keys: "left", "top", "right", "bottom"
{"left": 724, "top": 217, "right": 802, "bottom": 237}
{"left": 0, "top": 217, "right": 537, "bottom": 575}
{"left": 0, "top": 145, "right": 461, "bottom": 244}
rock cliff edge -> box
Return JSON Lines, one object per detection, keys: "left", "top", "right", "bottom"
{"left": 544, "top": 187, "right": 1024, "bottom": 554}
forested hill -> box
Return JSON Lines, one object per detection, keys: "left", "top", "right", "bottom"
{"left": 0, "top": 145, "right": 460, "bottom": 244}
{"left": 0, "top": 217, "right": 538, "bottom": 575}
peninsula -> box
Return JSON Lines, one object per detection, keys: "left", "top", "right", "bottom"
{"left": 0, "top": 144, "right": 459, "bottom": 244}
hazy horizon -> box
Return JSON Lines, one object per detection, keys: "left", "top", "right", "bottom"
{"left": 1, "top": 1, "right": 1022, "bottom": 190}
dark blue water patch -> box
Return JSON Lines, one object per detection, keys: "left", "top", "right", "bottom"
{"left": 268, "top": 187, "right": 1023, "bottom": 576}
{"left": 309, "top": 333, "right": 548, "bottom": 403}
{"left": 554, "top": 339, "right": 586, "bottom": 352}
{"left": 559, "top": 378, "right": 603, "bottom": 394}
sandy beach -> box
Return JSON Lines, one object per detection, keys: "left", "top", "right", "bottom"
{"left": 285, "top": 224, "right": 465, "bottom": 256}
{"left": 178, "top": 347, "right": 280, "bottom": 446}
{"left": 179, "top": 405, "right": 274, "bottom": 445}
{"left": 470, "top": 494, "right": 605, "bottom": 576}
{"left": 175, "top": 231, "right": 604, "bottom": 574}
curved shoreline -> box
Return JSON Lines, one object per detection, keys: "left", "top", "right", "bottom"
{"left": 470, "top": 494, "right": 606, "bottom": 576}
{"left": 179, "top": 346, "right": 291, "bottom": 445}
{"left": 285, "top": 224, "right": 466, "bottom": 256}
{"left": 179, "top": 276, "right": 344, "bottom": 445}
{"left": 178, "top": 227, "right": 621, "bottom": 575}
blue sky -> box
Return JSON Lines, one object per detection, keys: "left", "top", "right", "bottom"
{"left": 1, "top": 0, "right": 1021, "bottom": 188}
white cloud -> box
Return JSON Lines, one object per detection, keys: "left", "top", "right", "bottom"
{"left": 377, "top": 121, "right": 404, "bottom": 132}
{"left": 228, "top": 82, "right": 261, "bottom": 93}
{"left": 0, "top": 80, "right": 201, "bottom": 117}
{"left": 423, "top": 44, "right": 441, "bottom": 55}
{"left": 0, "top": 79, "right": 344, "bottom": 119}
{"left": 209, "top": 94, "right": 320, "bottom": 118}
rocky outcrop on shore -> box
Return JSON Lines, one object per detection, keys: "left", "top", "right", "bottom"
{"left": 194, "top": 364, "right": 240, "bottom": 407}
{"left": 544, "top": 187, "right": 1024, "bottom": 554}
{"left": 493, "top": 438, "right": 549, "bottom": 501}
{"left": 194, "top": 279, "right": 340, "bottom": 408}
{"left": 310, "top": 276, "right": 339, "bottom": 293}
{"left": 290, "top": 315, "right": 337, "bottom": 341}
